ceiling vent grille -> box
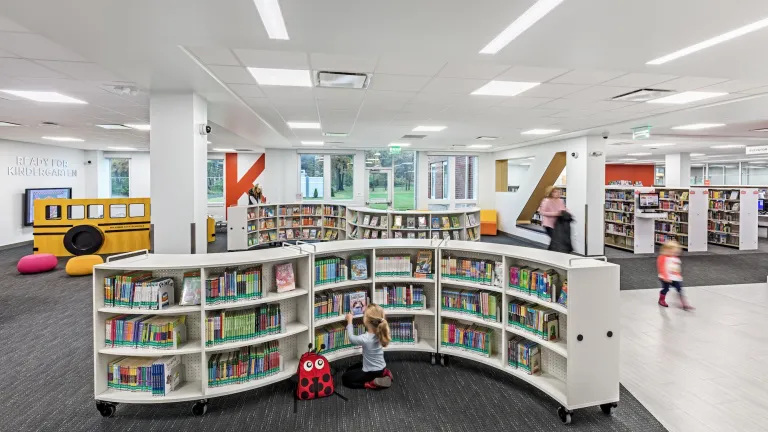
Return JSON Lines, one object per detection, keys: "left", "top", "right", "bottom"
{"left": 612, "top": 88, "right": 673, "bottom": 102}
{"left": 315, "top": 71, "right": 370, "bottom": 89}
{"left": 401, "top": 134, "right": 427, "bottom": 140}
{"left": 234, "top": 148, "right": 252, "bottom": 152}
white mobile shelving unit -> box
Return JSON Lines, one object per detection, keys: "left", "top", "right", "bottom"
{"left": 347, "top": 206, "right": 481, "bottom": 242}
{"left": 701, "top": 187, "right": 758, "bottom": 250}
{"left": 93, "top": 240, "right": 618, "bottom": 424}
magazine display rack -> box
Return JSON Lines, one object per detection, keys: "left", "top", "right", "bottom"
{"left": 93, "top": 240, "right": 618, "bottom": 424}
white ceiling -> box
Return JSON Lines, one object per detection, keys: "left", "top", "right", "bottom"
{"left": 2, "top": 0, "right": 768, "bottom": 158}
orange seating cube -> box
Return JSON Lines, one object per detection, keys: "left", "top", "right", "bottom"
{"left": 480, "top": 210, "right": 497, "bottom": 236}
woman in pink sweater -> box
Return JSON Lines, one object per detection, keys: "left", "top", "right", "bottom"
{"left": 538, "top": 186, "right": 566, "bottom": 239}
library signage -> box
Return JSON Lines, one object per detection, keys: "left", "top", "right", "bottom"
{"left": 7, "top": 156, "right": 78, "bottom": 177}
{"left": 746, "top": 145, "right": 768, "bottom": 155}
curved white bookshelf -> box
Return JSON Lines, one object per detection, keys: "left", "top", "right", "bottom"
{"left": 93, "top": 239, "right": 618, "bottom": 423}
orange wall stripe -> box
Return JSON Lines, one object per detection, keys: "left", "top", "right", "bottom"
{"left": 225, "top": 153, "right": 266, "bottom": 213}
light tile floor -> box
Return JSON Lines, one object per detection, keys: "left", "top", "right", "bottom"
{"left": 621, "top": 283, "right": 768, "bottom": 432}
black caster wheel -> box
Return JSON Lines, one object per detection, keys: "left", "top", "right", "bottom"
{"left": 191, "top": 400, "right": 208, "bottom": 416}
{"left": 430, "top": 353, "right": 436, "bottom": 365}
{"left": 96, "top": 402, "right": 116, "bottom": 418}
{"left": 558, "top": 406, "right": 572, "bottom": 424}
{"left": 440, "top": 354, "right": 449, "bottom": 367}
{"left": 600, "top": 402, "right": 618, "bottom": 415}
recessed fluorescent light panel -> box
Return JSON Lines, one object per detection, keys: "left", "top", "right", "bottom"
{"left": 301, "top": 141, "right": 324, "bottom": 146}
{"left": 125, "top": 123, "right": 151, "bottom": 131}
{"left": 43, "top": 136, "right": 84, "bottom": 142}
{"left": 248, "top": 68, "right": 312, "bottom": 87}
{"left": 671, "top": 123, "right": 726, "bottom": 130}
{"left": 213, "top": 148, "right": 236, "bottom": 152}
{"left": 467, "top": 144, "right": 493, "bottom": 149}
{"left": 620, "top": 158, "right": 638, "bottom": 161}
{"left": 471, "top": 81, "right": 540, "bottom": 96}
{"left": 0, "top": 90, "right": 87, "bottom": 104}
{"left": 479, "top": 0, "right": 565, "bottom": 54}
{"left": 647, "top": 92, "right": 728, "bottom": 104}
{"left": 97, "top": 124, "right": 131, "bottom": 130}
{"left": 0, "top": 121, "right": 20, "bottom": 127}
{"left": 413, "top": 126, "right": 446, "bottom": 132}
{"left": 627, "top": 152, "right": 652, "bottom": 156}
{"left": 641, "top": 142, "right": 676, "bottom": 147}
{"left": 323, "top": 132, "right": 348, "bottom": 137}
{"left": 108, "top": 146, "right": 137, "bottom": 150}
{"left": 388, "top": 142, "right": 411, "bottom": 147}
{"left": 521, "top": 129, "right": 560, "bottom": 135}
{"left": 647, "top": 17, "right": 768, "bottom": 65}
{"left": 752, "top": 128, "right": 768, "bottom": 132}
{"left": 253, "top": 0, "right": 289, "bottom": 40}
{"left": 711, "top": 144, "right": 745, "bottom": 149}
{"left": 288, "top": 122, "right": 321, "bottom": 129}
{"left": 691, "top": 153, "right": 706, "bottom": 157}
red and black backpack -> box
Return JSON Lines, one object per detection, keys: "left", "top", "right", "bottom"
{"left": 295, "top": 344, "right": 346, "bottom": 404}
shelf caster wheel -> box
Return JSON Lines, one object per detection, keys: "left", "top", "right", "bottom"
{"left": 600, "top": 402, "right": 618, "bottom": 415}
{"left": 558, "top": 406, "right": 572, "bottom": 424}
{"left": 96, "top": 401, "right": 116, "bottom": 418}
{"left": 192, "top": 400, "right": 208, "bottom": 416}
{"left": 430, "top": 353, "right": 436, "bottom": 365}
{"left": 440, "top": 354, "right": 449, "bottom": 367}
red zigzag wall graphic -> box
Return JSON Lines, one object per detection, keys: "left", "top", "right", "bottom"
{"left": 225, "top": 153, "right": 266, "bottom": 213}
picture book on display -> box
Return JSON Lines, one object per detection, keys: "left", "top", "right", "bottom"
{"left": 380, "top": 216, "right": 388, "bottom": 227}
{"left": 363, "top": 229, "right": 371, "bottom": 239}
{"left": 417, "top": 232, "right": 426, "bottom": 239}
{"left": 363, "top": 215, "right": 371, "bottom": 226}
{"left": 394, "top": 231, "right": 403, "bottom": 239}
{"left": 431, "top": 217, "right": 440, "bottom": 229}
{"left": 407, "top": 217, "right": 415, "bottom": 229}
{"left": 371, "top": 216, "right": 380, "bottom": 227}
{"left": 415, "top": 250, "right": 433, "bottom": 277}
{"left": 324, "top": 230, "right": 333, "bottom": 240}
{"left": 407, "top": 232, "right": 416, "bottom": 239}
{"left": 441, "top": 216, "right": 450, "bottom": 229}
{"left": 286, "top": 229, "right": 295, "bottom": 240}
{"left": 418, "top": 216, "right": 427, "bottom": 229}
{"left": 350, "top": 255, "right": 369, "bottom": 280}
{"left": 393, "top": 215, "right": 402, "bottom": 228}
{"left": 275, "top": 263, "right": 296, "bottom": 293}
{"left": 451, "top": 216, "right": 460, "bottom": 228}
{"left": 349, "top": 291, "right": 367, "bottom": 316}
{"left": 372, "top": 230, "right": 379, "bottom": 239}
{"left": 180, "top": 271, "right": 201, "bottom": 305}
{"left": 315, "top": 289, "right": 368, "bottom": 319}
{"left": 442, "top": 231, "right": 450, "bottom": 240}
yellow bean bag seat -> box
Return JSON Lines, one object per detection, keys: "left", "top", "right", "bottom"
{"left": 66, "top": 254, "right": 104, "bottom": 276}
{"left": 480, "top": 210, "right": 497, "bottom": 236}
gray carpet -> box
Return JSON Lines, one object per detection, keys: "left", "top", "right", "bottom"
{"left": 0, "top": 243, "right": 667, "bottom": 432}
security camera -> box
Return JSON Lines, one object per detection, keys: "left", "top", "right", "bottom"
{"left": 571, "top": 152, "right": 579, "bottom": 158}
{"left": 86, "top": 160, "right": 92, "bottom": 165}
{"left": 198, "top": 124, "right": 212, "bottom": 135}
{"left": 591, "top": 151, "right": 604, "bottom": 157}
{"left": 602, "top": 131, "right": 609, "bottom": 139}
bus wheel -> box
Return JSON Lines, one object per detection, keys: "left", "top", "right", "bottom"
{"left": 63, "top": 225, "right": 104, "bottom": 255}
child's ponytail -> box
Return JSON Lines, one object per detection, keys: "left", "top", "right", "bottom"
{"left": 365, "top": 304, "right": 391, "bottom": 347}
{"left": 376, "top": 318, "right": 391, "bottom": 348}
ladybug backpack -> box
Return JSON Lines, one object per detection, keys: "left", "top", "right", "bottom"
{"left": 296, "top": 344, "right": 346, "bottom": 404}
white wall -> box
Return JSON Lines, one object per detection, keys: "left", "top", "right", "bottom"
{"left": 507, "top": 164, "right": 531, "bottom": 187}
{"left": 0, "top": 139, "right": 86, "bottom": 246}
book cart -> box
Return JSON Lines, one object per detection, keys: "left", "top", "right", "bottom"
{"left": 346, "top": 207, "right": 481, "bottom": 242}
{"left": 93, "top": 240, "right": 618, "bottom": 425}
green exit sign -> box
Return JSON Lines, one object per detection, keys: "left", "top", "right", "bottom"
{"left": 389, "top": 146, "right": 401, "bottom": 154}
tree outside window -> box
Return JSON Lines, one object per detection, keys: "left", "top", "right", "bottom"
{"left": 331, "top": 155, "right": 353, "bottom": 200}
{"left": 365, "top": 149, "right": 416, "bottom": 210}
{"left": 109, "top": 158, "right": 130, "bottom": 198}
{"left": 207, "top": 159, "right": 224, "bottom": 204}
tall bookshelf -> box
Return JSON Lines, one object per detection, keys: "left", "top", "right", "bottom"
{"left": 604, "top": 187, "right": 635, "bottom": 252}
{"left": 654, "top": 188, "right": 708, "bottom": 252}
{"left": 705, "top": 187, "right": 758, "bottom": 250}
{"left": 93, "top": 240, "right": 619, "bottom": 424}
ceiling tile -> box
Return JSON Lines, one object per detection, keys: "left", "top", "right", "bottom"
{"left": 361, "top": 90, "right": 414, "bottom": 110}
{"left": 563, "top": 85, "right": 637, "bottom": 101}
{"left": 368, "top": 74, "right": 431, "bottom": 92}
{"left": 242, "top": 97, "right": 273, "bottom": 110}
{"left": 310, "top": 53, "right": 377, "bottom": 73}
{"left": 739, "top": 85, "right": 768, "bottom": 95}
{"left": 419, "top": 77, "right": 488, "bottom": 94}
{"left": 233, "top": 49, "right": 309, "bottom": 69}
{"left": 655, "top": 76, "right": 730, "bottom": 91}
{"left": 550, "top": 69, "right": 626, "bottom": 85}
{"left": 273, "top": 104, "right": 318, "bottom": 119}
{"left": 188, "top": 46, "right": 240, "bottom": 66}
{"left": 208, "top": 65, "right": 256, "bottom": 84}
{"left": 538, "top": 98, "right": 591, "bottom": 110}
{"left": 438, "top": 61, "right": 511, "bottom": 79}
{"left": 260, "top": 86, "right": 315, "bottom": 101}
{"left": 314, "top": 87, "right": 366, "bottom": 103}
{"left": 579, "top": 100, "right": 636, "bottom": 112}
{"left": 34, "top": 61, "right": 120, "bottom": 81}
{"left": 601, "top": 73, "right": 679, "bottom": 88}
{"left": 697, "top": 80, "right": 768, "bottom": 94}
{"left": 316, "top": 97, "right": 362, "bottom": 111}
{"left": 0, "top": 33, "right": 85, "bottom": 61}
{"left": 0, "top": 16, "right": 30, "bottom": 32}
{"left": 0, "top": 58, "right": 66, "bottom": 78}
{"left": 498, "top": 97, "right": 554, "bottom": 108}
{"left": 494, "top": 66, "right": 569, "bottom": 82}
{"left": 521, "top": 83, "right": 590, "bottom": 98}
{"left": 374, "top": 56, "right": 446, "bottom": 76}
{"left": 0, "top": 48, "right": 18, "bottom": 58}
{"left": 228, "top": 83, "right": 265, "bottom": 98}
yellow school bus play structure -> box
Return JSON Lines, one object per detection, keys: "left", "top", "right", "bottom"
{"left": 33, "top": 198, "right": 151, "bottom": 257}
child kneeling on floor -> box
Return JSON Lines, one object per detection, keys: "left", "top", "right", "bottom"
{"left": 657, "top": 240, "right": 694, "bottom": 311}
{"left": 342, "top": 304, "right": 394, "bottom": 390}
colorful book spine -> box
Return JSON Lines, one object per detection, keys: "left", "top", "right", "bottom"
{"left": 374, "top": 255, "right": 412, "bottom": 277}
{"left": 441, "top": 290, "right": 499, "bottom": 322}
{"left": 207, "top": 341, "right": 281, "bottom": 387}
{"left": 315, "top": 256, "right": 348, "bottom": 285}
{"left": 315, "top": 322, "right": 366, "bottom": 353}
{"left": 373, "top": 285, "right": 425, "bottom": 309}
{"left": 439, "top": 257, "right": 494, "bottom": 285}
{"left": 507, "top": 301, "right": 560, "bottom": 340}
{"left": 105, "top": 315, "right": 187, "bottom": 349}
{"left": 440, "top": 320, "right": 493, "bottom": 357}
{"left": 314, "top": 289, "right": 368, "bottom": 320}
{"left": 205, "top": 304, "right": 281, "bottom": 347}
{"left": 205, "top": 266, "right": 263, "bottom": 304}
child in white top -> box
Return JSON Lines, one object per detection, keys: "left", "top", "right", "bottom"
{"left": 342, "top": 304, "right": 394, "bottom": 389}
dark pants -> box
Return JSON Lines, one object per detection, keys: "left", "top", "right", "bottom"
{"left": 660, "top": 279, "right": 683, "bottom": 295}
{"left": 545, "top": 227, "right": 554, "bottom": 238}
{"left": 342, "top": 362, "right": 384, "bottom": 389}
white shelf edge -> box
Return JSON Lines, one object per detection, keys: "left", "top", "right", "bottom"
{"left": 505, "top": 290, "right": 568, "bottom": 315}
{"left": 205, "top": 360, "right": 299, "bottom": 398}
{"left": 98, "top": 340, "right": 202, "bottom": 356}
{"left": 204, "top": 322, "right": 309, "bottom": 353}
{"left": 441, "top": 310, "right": 503, "bottom": 329}
{"left": 96, "top": 380, "right": 202, "bottom": 404}
{"left": 440, "top": 279, "right": 504, "bottom": 293}
{"left": 505, "top": 325, "right": 568, "bottom": 358}
{"left": 374, "top": 277, "right": 436, "bottom": 283}
{"left": 97, "top": 305, "right": 201, "bottom": 315}
{"left": 204, "top": 288, "right": 309, "bottom": 311}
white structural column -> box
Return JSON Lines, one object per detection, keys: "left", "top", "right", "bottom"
{"left": 566, "top": 137, "right": 607, "bottom": 256}
{"left": 149, "top": 93, "right": 209, "bottom": 254}
{"left": 665, "top": 153, "right": 691, "bottom": 187}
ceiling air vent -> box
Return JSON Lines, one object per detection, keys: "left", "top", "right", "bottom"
{"left": 612, "top": 89, "right": 673, "bottom": 102}
{"left": 234, "top": 148, "right": 252, "bottom": 152}
{"left": 609, "top": 141, "right": 636, "bottom": 146}
{"left": 315, "top": 71, "right": 370, "bottom": 89}
{"left": 39, "top": 121, "right": 61, "bottom": 128}
{"left": 401, "top": 134, "right": 427, "bottom": 140}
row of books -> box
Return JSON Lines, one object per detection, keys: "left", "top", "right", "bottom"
{"left": 441, "top": 320, "right": 494, "bottom": 357}
{"left": 277, "top": 217, "right": 321, "bottom": 228}
{"left": 259, "top": 207, "right": 276, "bottom": 218}
{"left": 656, "top": 233, "right": 688, "bottom": 246}
{"left": 710, "top": 190, "right": 739, "bottom": 200}
{"left": 467, "top": 213, "right": 479, "bottom": 226}
{"left": 105, "top": 315, "right": 187, "bottom": 350}
{"left": 508, "top": 337, "right": 540, "bottom": 375}
{"left": 359, "top": 229, "right": 389, "bottom": 239}
{"left": 391, "top": 215, "right": 427, "bottom": 229}
{"left": 315, "top": 322, "right": 366, "bottom": 354}
{"left": 605, "top": 191, "right": 633, "bottom": 200}
{"left": 360, "top": 214, "right": 388, "bottom": 228}
{"left": 375, "top": 251, "right": 433, "bottom": 277}
{"left": 205, "top": 267, "right": 263, "bottom": 304}
{"left": 315, "top": 255, "right": 368, "bottom": 285}
{"left": 107, "top": 355, "right": 183, "bottom": 396}
{"left": 605, "top": 213, "right": 633, "bottom": 224}
{"left": 709, "top": 232, "right": 739, "bottom": 245}
{"left": 508, "top": 301, "right": 560, "bottom": 341}
{"left": 659, "top": 190, "right": 689, "bottom": 201}
{"left": 205, "top": 305, "right": 282, "bottom": 346}
{"left": 247, "top": 223, "right": 257, "bottom": 233}
{"left": 314, "top": 290, "right": 368, "bottom": 320}
{"left": 208, "top": 341, "right": 281, "bottom": 387}
{"left": 258, "top": 219, "right": 277, "bottom": 230}
{"left": 709, "top": 222, "right": 739, "bottom": 233}
{"left": 103, "top": 273, "right": 175, "bottom": 310}
{"left": 605, "top": 223, "right": 633, "bottom": 237}
{"left": 278, "top": 206, "right": 301, "bottom": 216}
{"left": 440, "top": 257, "right": 502, "bottom": 286}
{"left": 302, "top": 206, "right": 323, "bottom": 216}
{"left": 374, "top": 285, "right": 425, "bottom": 310}
{"left": 604, "top": 203, "right": 634, "bottom": 213}
{"left": 252, "top": 232, "right": 277, "bottom": 245}
{"left": 709, "top": 201, "right": 740, "bottom": 211}
{"left": 323, "top": 218, "right": 339, "bottom": 228}
{"left": 656, "top": 222, "right": 688, "bottom": 234}
{"left": 323, "top": 206, "right": 343, "bottom": 216}
{"left": 389, "top": 319, "right": 417, "bottom": 343}
{"left": 509, "top": 266, "right": 563, "bottom": 305}
{"left": 441, "top": 290, "right": 500, "bottom": 322}
{"left": 660, "top": 201, "right": 688, "bottom": 211}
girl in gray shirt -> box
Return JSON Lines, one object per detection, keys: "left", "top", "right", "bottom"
{"left": 342, "top": 304, "right": 394, "bottom": 389}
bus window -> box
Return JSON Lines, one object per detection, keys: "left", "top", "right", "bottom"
{"left": 88, "top": 204, "right": 104, "bottom": 219}
{"left": 110, "top": 204, "right": 127, "bottom": 218}
{"left": 68, "top": 205, "right": 85, "bottom": 220}
{"left": 129, "top": 203, "right": 145, "bottom": 218}
{"left": 46, "top": 205, "right": 62, "bottom": 220}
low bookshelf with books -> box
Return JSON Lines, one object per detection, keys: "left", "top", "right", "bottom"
{"left": 94, "top": 240, "right": 618, "bottom": 424}
{"left": 703, "top": 187, "right": 758, "bottom": 250}
{"left": 347, "top": 207, "right": 481, "bottom": 241}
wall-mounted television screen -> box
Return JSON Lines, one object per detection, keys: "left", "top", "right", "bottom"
{"left": 23, "top": 188, "right": 72, "bottom": 226}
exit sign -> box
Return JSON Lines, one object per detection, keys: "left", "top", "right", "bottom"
{"left": 632, "top": 126, "right": 652, "bottom": 140}
{"left": 389, "top": 146, "right": 401, "bottom": 154}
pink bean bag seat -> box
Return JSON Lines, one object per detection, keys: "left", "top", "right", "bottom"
{"left": 17, "top": 253, "right": 58, "bottom": 274}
